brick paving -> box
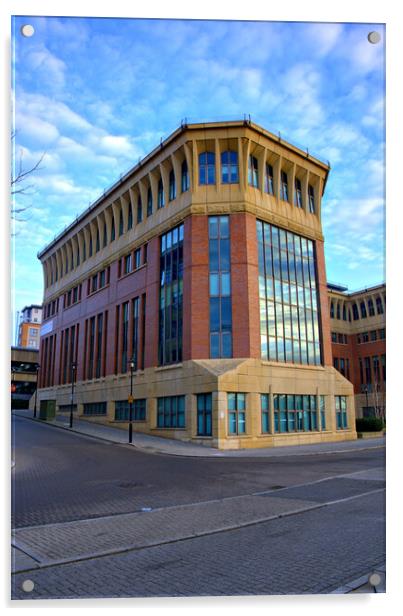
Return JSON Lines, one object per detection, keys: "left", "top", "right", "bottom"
{"left": 11, "top": 413, "right": 386, "bottom": 599}
{"left": 11, "top": 491, "right": 385, "bottom": 599}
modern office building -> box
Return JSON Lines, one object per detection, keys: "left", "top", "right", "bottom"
{"left": 35, "top": 120, "right": 356, "bottom": 449}
{"left": 328, "top": 282, "right": 386, "bottom": 419}
{"left": 17, "top": 304, "right": 43, "bottom": 349}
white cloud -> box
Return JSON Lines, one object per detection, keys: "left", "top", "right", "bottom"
{"left": 26, "top": 46, "right": 67, "bottom": 89}
{"left": 304, "top": 23, "right": 344, "bottom": 57}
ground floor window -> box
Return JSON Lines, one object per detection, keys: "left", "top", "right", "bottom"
{"left": 115, "top": 399, "right": 146, "bottom": 421}
{"left": 273, "top": 394, "right": 318, "bottom": 433}
{"left": 83, "top": 402, "right": 107, "bottom": 416}
{"left": 197, "top": 393, "right": 212, "bottom": 436}
{"left": 261, "top": 394, "right": 270, "bottom": 433}
{"left": 335, "top": 395, "right": 348, "bottom": 429}
{"left": 157, "top": 396, "right": 185, "bottom": 428}
{"left": 228, "top": 393, "right": 246, "bottom": 435}
{"left": 320, "top": 396, "right": 326, "bottom": 430}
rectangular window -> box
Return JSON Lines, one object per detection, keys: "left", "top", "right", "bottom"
{"left": 157, "top": 396, "right": 185, "bottom": 428}
{"left": 370, "top": 330, "right": 377, "bottom": 341}
{"left": 273, "top": 393, "right": 318, "bottom": 432}
{"left": 228, "top": 393, "right": 246, "bottom": 435}
{"left": 124, "top": 254, "right": 132, "bottom": 275}
{"left": 159, "top": 225, "right": 184, "bottom": 365}
{"left": 320, "top": 396, "right": 326, "bottom": 430}
{"left": 261, "top": 394, "right": 270, "bottom": 433}
{"left": 248, "top": 156, "right": 258, "bottom": 187}
{"left": 335, "top": 396, "right": 348, "bottom": 429}
{"left": 115, "top": 399, "right": 146, "bottom": 421}
{"left": 331, "top": 332, "right": 337, "bottom": 343}
{"left": 294, "top": 178, "right": 303, "bottom": 207}
{"left": 91, "top": 274, "right": 98, "bottom": 293}
{"left": 99, "top": 269, "right": 106, "bottom": 288}
{"left": 379, "top": 328, "right": 385, "bottom": 340}
{"left": 134, "top": 248, "right": 141, "bottom": 269}
{"left": 280, "top": 171, "right": 289, "bottom": 201}
{"left": 265, "top": 164, "right": 274, "bottom": 195}
{"left": 209, "top": 216, "right": 232, "bottom": 358}
{"left": 197, "top": 393, "right": 212, "bottom": 436}
{"left": 257, "top": 220, "right": 321, "bottom": 365}
{"left": 95, "top": 313, "right": 103, "bottom": 378}
{"left": 83, "top": 402, "right": 107, "bottom": 416}
{"left": 121, "top": 302, "right": 129, "bottom": 373}
{"left": 131, "top": 297, "right": 139, "bottom": 371}
{"left": 308, "top": 185, "right": 315, "bottom": 213}
{"left": 88, "top": 316, "right": 96, "bottom": 379}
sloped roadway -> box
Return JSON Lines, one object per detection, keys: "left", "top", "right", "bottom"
{"left": 11, "top": 414, "right": 385, "bottom": 599}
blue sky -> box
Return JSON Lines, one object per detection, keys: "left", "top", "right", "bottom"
{"left": 11, "top": 16, "right": 385, "bottom": 328}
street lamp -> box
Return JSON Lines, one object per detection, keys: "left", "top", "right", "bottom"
{"left": 128, "top": 356, "right": 135, "bottom": 443}
{"left": 33, "top": 363, "right": 40, "bottom": 419}
{"left": 363, "top": 384, "right": 369, "bottom": 413}
{"left": 69, "top": 361, "right": 77, "bottom": 429}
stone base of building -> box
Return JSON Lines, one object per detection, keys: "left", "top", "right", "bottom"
{"left": 32, "top": 358, "right": 357, "bottom": 449}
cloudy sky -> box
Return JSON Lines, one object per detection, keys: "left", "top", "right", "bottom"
{"left": 11, "top": 16, "right": 385, "bottom": 331}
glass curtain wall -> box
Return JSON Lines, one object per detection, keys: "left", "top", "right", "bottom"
{"left": 257, "top": 220, "right": 322, "bottom": 365}
{"left": 159, "top": 224, "right": 184, "bottom": 365}
{"left": 209, "top": 216, "right": 232, "bottom": 358}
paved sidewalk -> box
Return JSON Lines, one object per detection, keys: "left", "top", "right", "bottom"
{"left": 12, "top": 408, "right": 385, "bottom": 458}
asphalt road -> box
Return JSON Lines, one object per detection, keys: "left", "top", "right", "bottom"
{"left": 12, "top": 414, "right": 385, "bottom": 528}
{"left": 11, "top": 414, "right": 386, "bottom": 599}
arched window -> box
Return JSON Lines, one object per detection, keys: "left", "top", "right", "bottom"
{"left": 70, "top": 250, "right": 74, "bottom": 270}
{"left": 127, "top": 204, "right": 133, "bottom": 230}
{"left": 221, "top": 150, "right": 238, "bottom": 184}
{"left": 248, "top": 155, "right": 258, "bottom": 187}
{"left": 103, "top": 222, "right": 107, "bottom": 247}
{"left": 157, "top": 178, "right": 165, "bottom": 209}
{"left": 199, "top": 152, "right": 215, "bottom": 185}
{"left": 147, "top": 187, "right": 153, "bottom": 217}
{"left": 336, "top": 303, "right": 341, "bottom": 319}
{"left": 181, "top": 160, "right": 189, "bottom": 192}
{"left": 376, "top": 297, "right": 384, "bottom": 314}
{"left": 342, "top": 304, "right": 347, "bottom": 321}
{"left": 83, "top": 239, "right": 86, "bottom": 261}
{"left": 352, "top": 304, "right": 359, "bottom": 320}
{"left": 55, "top": 264, "right": 58, "bottom": 281}
{"left": 137, "top": 195, "right": 142, "bottom": 223}
{"left": 119, "top": 210, "right": 124, "bottom": 236}
{"left": 96, "top": 228, "right": 100, "bottom": 252}
{"left": 360, "top": 301, "right": 367, "bottom": 318}
{"left": 76, "top": 245, "right": 80, "bottom": 267}
{"left": 89, "top": 235, "right": 93, "bottom": 257}
{"left": 169, "top": 170, "right": 176, "bottom": 201}
{"left": 111, "top": 217, "right": 116, "bottom": 241}
{"left": 294, "top": 178, "right": 303, "bottom": 208}
{"left": 280, "top": 171, "right": 289, "bottom": 201}
{"left": 308, "top": 185, "right": 315, "bottom": 213}
{"left": 330, "top": 301, "right": 335, "bottom": 319}
{"left": 265, "top": 163, "right": 274, "bottom": 195}
{"left": 368, "top": 298, "right": 375, "bottom": 316}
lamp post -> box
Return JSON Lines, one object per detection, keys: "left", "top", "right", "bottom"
{"left": 128, "top": 357, "right": 135, "bottom": 443}
{"left": 364, "top": 384, "right": 369, "bottom": 413}
{"left": 33, "top": 363, "right": 40, "bottom": 419}
{"left": 69, "top": 361, "right": 77, "bottom": 429}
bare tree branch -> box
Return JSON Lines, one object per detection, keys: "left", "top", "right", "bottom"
{"left": 11, "top": 133, "right": 46, "bottom": 223}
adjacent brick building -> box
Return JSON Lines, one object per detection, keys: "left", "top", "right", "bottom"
{"left": 35, "top": 120, "right": 356, "bottom": 449}
{"left": 328, "top": 282, "right": 386, "bottom": 419}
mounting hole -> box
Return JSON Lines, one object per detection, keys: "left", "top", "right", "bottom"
{"left": 22, "top": 579, "right": 35, "bottom": 592}
{"left": 368, "top": 572, "right": 382, "bottom": 587}
{"left": 368, "top": 31, "right": 381, "bottom": 44}
{"left": 21, "top": 24, "right": 35, "bottom": 37}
